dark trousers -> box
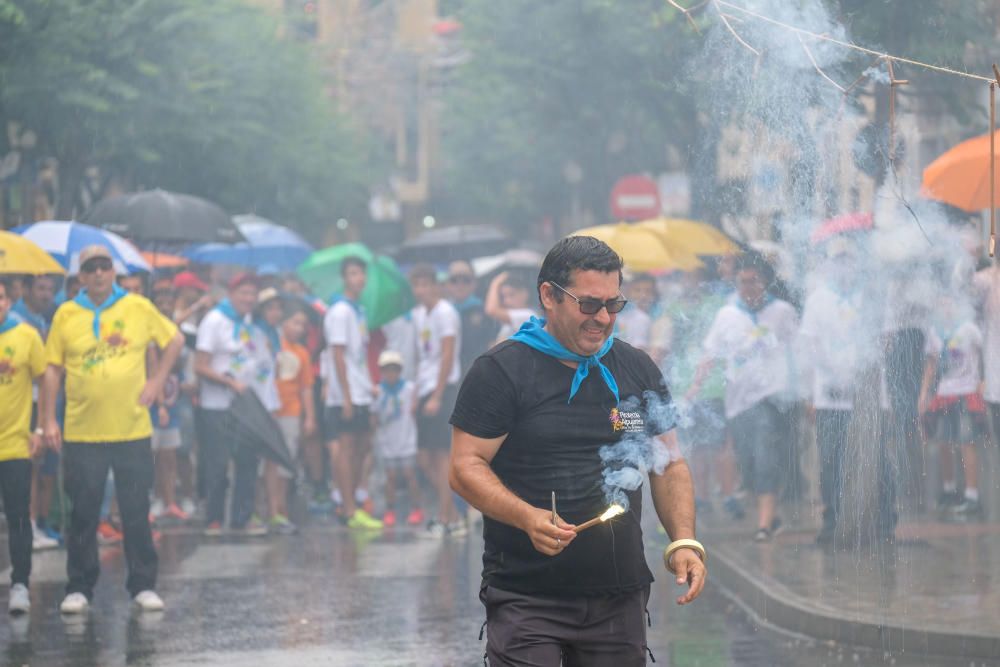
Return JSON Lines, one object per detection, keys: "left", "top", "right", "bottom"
{"left": 63, "top": 440, "right": 157, "bottom": 598}
{"left": 816, "top": 409, "right": 851, "bottom": 527}
{"left": 0, "top": 459, "right": 32, "bottom": 587}
{"left": 199, "top": 409, "right": 258, "bottom": 528}
{"left": 480, "top": 584, "right": 650, "bottom": 666}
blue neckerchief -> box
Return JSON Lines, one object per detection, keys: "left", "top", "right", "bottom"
{"left": 510, "top": 316, "right": 619, "bottom": 404}
{"left": 735, "top": 294, "right": 774, "bottom": 325}
{"left": 454, "top": 295, "right": 483, "bottom": 313}
{"left": 328, "top": 294, "right": 365, "bottom": 317}
{"left": 74, "top": 284, "right": 127, "bottom": 339}
{"left": 215, "top": 298, "right": 252, "bottom": 341}
{"left": 12, "top": 299, "right": 47, "bottom": 335}
{"left": 0, "top": 316, "right": 17, "bottom": 335}
{"left": 254, "top": 317, "right": 281, "bottom": 354}
{"left": 378, "top": 379, "right": 406, "bottom": 420}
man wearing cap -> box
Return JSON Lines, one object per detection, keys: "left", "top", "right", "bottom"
{"left": 194, "top": 272, "right": 279, "bottom": 537}
{"left": 449, "top": 237, "right": 705, "bottom": 665}
{"left": 41, "top": 245, "right": 184, "bottom": 614}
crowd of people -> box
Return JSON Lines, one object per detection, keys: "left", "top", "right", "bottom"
{"left": 1, "top": 227, "right": 998, "bottom": 620}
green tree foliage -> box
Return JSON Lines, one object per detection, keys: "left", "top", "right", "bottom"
{"left": 439, "top": 0, "right": 700, "bottom": 230}
{"left": 0, "top": 0, "right": 374, "bottom": 238}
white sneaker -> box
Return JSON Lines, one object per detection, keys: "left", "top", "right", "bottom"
{"left": 133, "top": 590, "right": 165, "bottom": 612}
{"left": 179, "top": 498, "right": 196, "bottom": 517}
{"left": 447, "top": 521, "right": 469, "bottom": 537}
{"left": 8, "top": 583, "right": 30, "bottom": 615}
{"left": 32, "top": 524, "right": 58, "bottom": 551}
{"left": 60, "top": 592, "right": 89, "bottom": 614}
{"left": 149, "top": 499, "right": 165, "bottom": 520}
{"left": 423, "top": 521, "right": 448, "bottom": 538}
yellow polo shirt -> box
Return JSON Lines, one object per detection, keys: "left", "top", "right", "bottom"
{"left": 0, "top": 323, "right": 47, "bottom": 461}
{"left": 46, "top": 294, "right": 178, "bottom": 443}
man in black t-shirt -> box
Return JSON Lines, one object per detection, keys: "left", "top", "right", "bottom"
{"left": 450, "top": 236, "right": 706, "bottom": 666}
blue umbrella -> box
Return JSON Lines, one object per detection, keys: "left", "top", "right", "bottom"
{"left": 183, "top": 214, "right": 313, "bottom": 270}
{"left": 14, "top": 220, "right": 150, "bottom": 275}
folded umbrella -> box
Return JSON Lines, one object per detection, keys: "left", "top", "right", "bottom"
{"left": 228, "top": 389, "right": 296, "bottom": 474}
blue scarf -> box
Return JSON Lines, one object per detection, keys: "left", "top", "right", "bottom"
{"left": 328, "top": 294, "right": 364, "bottom": 316}
{"left": 736, "top": 294, "right": 774, "bottom": 325}
{"left": 215, "top": 298, "right": 252, "bottom": 341}
{"left": 255, "top": 317, "right": 281, "bottom": 354}
{"left": 511, "top": 316, "right": 619, "bottom": 404}
{"left": 454, "top": 295, "right": 483, "bottom": 313}
{"left": 378, "top": 379, "right": 406, "bottom": 420}
{"left": 0, "top": 316, "right": 18, "bottom": 335}
{"left": 74, "top": 284, "right": 127, "bottom": 339}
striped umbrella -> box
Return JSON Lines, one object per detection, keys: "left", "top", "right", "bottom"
{"left": 14, "top": 220, "right": 150, "bottom": 275}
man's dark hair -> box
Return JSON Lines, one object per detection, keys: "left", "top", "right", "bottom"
{"left": 282, "top": 301, "right": 309, "bottom": 321}
{"left": 21, "top": 275, "right": 34, "bottom": 290}
{"left": 0, "top": 277, "right": 10, "bottom": 299}
{"left": 537, "top": 236, "right": 623, "bottom": 303}
{"left": 734, "top": 252, "right": 775, "bottom": 285}
{"left": 409, "top": 263, "right": 438, "bottom": 283}
{"left": 340, "top": 256, "right": 367, "bottom": 278}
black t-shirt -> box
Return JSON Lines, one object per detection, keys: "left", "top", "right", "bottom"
{"left": 450, "top": 338, "right": 673, "bottom": 597}
{"left": 456, "top": 303, "right": 498, "bottom": 374}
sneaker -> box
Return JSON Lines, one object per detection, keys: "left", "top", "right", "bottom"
{"left": 360, "top": 497, "right": 375, "bottom": 515}
{"left": 32, "top": 524, "right": 59, "bottom": 551}
{"left": 447, "top": 521, "right": 468, "bottom": 537}
{"left": 133, "top": 590, "right": 165, "bottom": 612}
{"left": 423, "top": 521, "right": 447, "bottom": 538}
{"left": 8, "top": 583, "right": 29, "bottom": 615}
{"left": 723, "top": 495, "right": 746, "bottom": 521}
{"left": 347, "top": 509, "right": 383, "bottom": 530}
{"left": 268, "top": 514, "right": 298, "bottom": 535}
{"left": 382, "top": 510, "right": 397, "bottom": 527}
{"left": 149, "top": 499, "right": 165, "bottom": 521}
{"left": 937, "top": 490, "right": 963, "bottom": 509}
{"left": 952, "top": 499, "right": 984, "bottom": 519}
{"left": 60, "top": 592, "right": 89, "bottom": 614}
{"left": 180, "top": 498, "right": 197, "bottom": 517}
{"left": 42, "top": 524, "right": 63, "bottom": 544}
{"left": 753, "top": 528, "right": 771, "bottom": 543}
{"left": 163, "top": 504, "right": 190, "bottom": 522}
{"left": 203, "top": 521, "right": 224, "bottom": 537}
{"left": 235, "top": 518, "right": 268, "bottom": 537}
{"left": 405, "top": 508, "right": 425, "bottom": 526}
{"left": 97, "top": 521, "right": 123, "bottom": 545}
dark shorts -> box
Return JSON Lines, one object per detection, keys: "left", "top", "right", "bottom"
{"left": 679, "top": 398, "right": 727, "bottom": 449}
{"left": 729, "top": 400, "right": 786, "bottom": 495}
{"left": 480, "top": 583, "right": 651, "bottom": 666}
{"left": 418, "top": 385, "right": 459, "bottom": 451}
{"left": 927, "top": 398, "right": 986, "bottom": 445}
{"left": 324, "top": 405, "right": 370, "bottom": 439}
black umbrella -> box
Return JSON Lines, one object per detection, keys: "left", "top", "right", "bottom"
{"left": 82, "top": 189, "right": 244, "bottom": 245}
{"left": 393, "top": 224, "right": 511, "bottom": 264}
{"left": 228, "top": 389, "right": 296, "bottom": 474}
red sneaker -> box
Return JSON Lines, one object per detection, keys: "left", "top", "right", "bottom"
{"left": 406, "top": 508, "right": 425, "bottom": 526}
{"left": 164, "top": 504, "right": 190, "bottom": 521}
{"left": 383, "top": 510, "right": 397, "bottom": 527}
{"left": 361, "top": 497, "right": 375, "bottom": 515}
{"left": 97, "top": 521, "right": 122, "bottom": 545}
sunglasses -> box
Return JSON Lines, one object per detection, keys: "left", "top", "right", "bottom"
{"left": 81, "top": 258, "right": 114, "bottom": 274}
{"left": 549, "top": 282, "right": 627, "bottom": 315}
{"left": 448, "top": 274, "right": 474, "bottom": 284}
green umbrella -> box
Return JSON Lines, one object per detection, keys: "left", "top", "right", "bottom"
{"left": 297, "top": 242, "right": 414, "bottom": 329}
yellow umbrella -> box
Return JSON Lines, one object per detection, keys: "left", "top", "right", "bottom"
{"left": 572, "top": 222, "right": 703, "bottom": 272}
{"left": 0, "top": 230, "right": 66, "bottom": 275}
{"left": 634, "top": 217, "right": 740, "bottom": 256}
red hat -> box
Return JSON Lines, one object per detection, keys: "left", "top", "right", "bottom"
{"left": 172, "top": 271, "right": 209, "bottom": 292}
{"left": 227, "top": 271, "right": 259, "bottom": 290}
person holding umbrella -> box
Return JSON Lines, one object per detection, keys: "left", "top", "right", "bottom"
{"left": 194, "top": 273, "right": 279, "bottom": 537}
{"left": 41, "top": 245, "right": 184, "bottom": 614}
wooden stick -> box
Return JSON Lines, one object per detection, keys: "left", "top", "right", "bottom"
{"left": 572, "top": 505, "right": 625, "bottom": 534}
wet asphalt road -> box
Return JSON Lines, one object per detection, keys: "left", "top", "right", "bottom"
{"left": 0, "top": 523, "right": 990, "bottom": 666}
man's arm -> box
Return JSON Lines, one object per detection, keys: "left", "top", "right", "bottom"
{"left": 332, "top": 344, "right": 353, "bottom": 418}
{"left": 423, "top": 335, "right": 455, "bottom": 416}
{"left": 484, "top": 272, "right": 514, "bottom": 324}
{"left": 195, "top": 350, "right": 245, "bottom": 394}
{"left": 140, "top": 332, "right": 184, "bottom": 407}
{"left": 450, "top": 426, "right": 576, "bottom": 556}
{"left": 41, "top": 364, "right": 64, "bottom": 451}
{"left": 648, "top": 429, "right": 706, "bottom": 605}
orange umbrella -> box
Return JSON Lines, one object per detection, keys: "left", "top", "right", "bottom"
{"left": 140, "top": 251, "right": 188, "bottom": 269}
{"left": 922, "top": 130, "right": 1000, "bottom": 212}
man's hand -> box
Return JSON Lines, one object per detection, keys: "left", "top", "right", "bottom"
{"left": 43, "top": 419, "right": 62, "bottom": 453}
{"left": 521, "top": 507, "right": 576, "bottom": 557}
{"left": 342, "top": 403, "right": 355, "bottom": 421}
{"left": 158, "top": 405, "right": 170, "bottom": 428}
{"left": 139, "top": 379, "right": 162, "bottom": 408}
{"left": 423, "top": 394, "right": 442, "bottom": 417}
{"left": 229, "top": 379, "right": 247, "bottom": 394}
{"left": 670, "top": 547, "right": 707, "bottom": 605}
{"left": 29, "top": 433, "right": 43, "bottom": 458}
{"left": 304, "top": 415, "right": 317, "bottom": 437}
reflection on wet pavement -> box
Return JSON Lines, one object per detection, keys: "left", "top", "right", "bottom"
{"left": 1, "top": 524, "right": 995, "bottom": 666}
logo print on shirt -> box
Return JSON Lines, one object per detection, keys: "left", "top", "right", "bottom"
{"left": 610, "top": 406, "right": 645, "bottom": 434}
{"left": 421, "top": 327, "right": 431, "bottom": 354}
{"left": 82, "top": 321, "right": 130, "bottom": 373}
{"left": 0, "top": 346, "right": 16, "bottom": 385}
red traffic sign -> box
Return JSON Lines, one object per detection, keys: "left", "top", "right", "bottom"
{"left": 610, "top": 174, "right": 661, "bottom": 221}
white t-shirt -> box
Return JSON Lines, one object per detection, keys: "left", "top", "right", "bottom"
{"left": 381, "top": 314, "right": 418, "bottom": 382}
{"left": 323, "top": 301, "right": 373, "bottom": 407}
{"left": 703, "top": 298, "right": 798, "bottom": 419}
{"left": 614, "top": 305, "right": 652, "bottom": 351}
{"left": 973, "top": 268, "right": 1000, "bottom": 402}
{"left": 926, "top": 322, "right": 983, "bottom": 398}
{"left": 372, "top": 380, "right": 418, "bottom": 459}
{"left": 495, "top": 307, "right": 538, "bottom": 343}
{"left": 799, "top": 286, "right": 869, "bottom": 411}
{"left": 412, "top": 300, "right": 461, "bottom": 397}
{"left": 196, "top": 309, "right": 280, "bottom": 411}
